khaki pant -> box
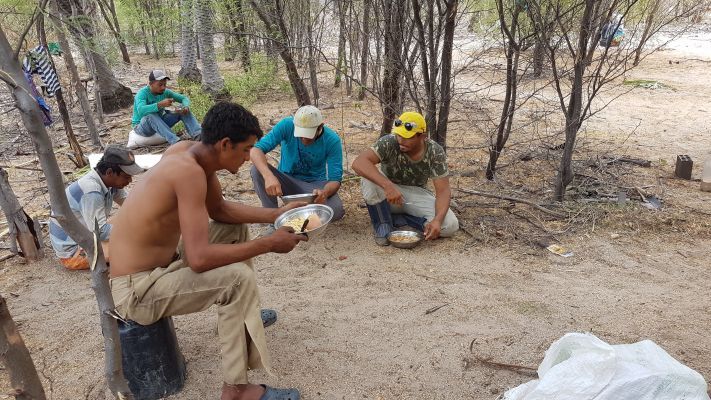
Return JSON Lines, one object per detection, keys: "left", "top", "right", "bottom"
{"left": 361, "top": 178, "right": 459, "bottom": 237}
{"left": 109, "top": 222, "right": 270, "bottom": 384}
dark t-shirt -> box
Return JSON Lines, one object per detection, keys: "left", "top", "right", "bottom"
{"left": 371, "top": 134, "right": 448, "bottom": 187}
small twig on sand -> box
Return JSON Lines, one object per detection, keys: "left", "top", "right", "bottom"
{"left": 456, "top": 188, "right": 567, "bottom": 218}
{"left": 469, "top": 351, "right": 537, "bottom": 375}
{"left": 425, "top": 303, "right": 450, "bottom": 315}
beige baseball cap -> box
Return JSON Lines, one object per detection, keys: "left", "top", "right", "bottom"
{"left": 293, "top": 105, "right": 324, "bottom": 139}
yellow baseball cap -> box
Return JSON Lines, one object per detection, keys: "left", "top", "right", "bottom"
{"left": 392, "top": 111, "right": 426, "bottom": 139}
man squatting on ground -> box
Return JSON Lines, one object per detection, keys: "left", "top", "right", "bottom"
{"left": 130, "top": 69, "right": 202, "bottom": 145}
{"left": 250, "top": 105, "right": 345, "bottom": 222}
{"left": 109, "top": 102, "right": 307, "bottom": 400}
{"left": 352, "top": 111, "right": 459, "bottom": 245}
{"left": 49, "top": 145, "right": 144, "bottom": 270}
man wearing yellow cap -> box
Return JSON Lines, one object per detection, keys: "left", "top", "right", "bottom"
{"left": 352, "top": 111, "right": 459, "bottom": 245}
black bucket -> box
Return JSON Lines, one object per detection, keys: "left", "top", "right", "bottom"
{"left": 118, "top": 317, "right": 187, "bottom": 400}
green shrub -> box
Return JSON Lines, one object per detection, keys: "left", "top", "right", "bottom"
{"left": 175, "top": 53, "right": 289, "bottom": 128}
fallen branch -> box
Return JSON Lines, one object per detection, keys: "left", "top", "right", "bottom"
{"left": 456, "top": 188, "right": 567, "bottom": 218}
{"left": 471, "top": 354, "right": 538, "bottom": 374}
{"left": 425, "top": 303, "right": 450, "bottom": 315}
{"left": 601, "top": 156, "right": 651, "bottom": 168}
{"left": 348, "top": 121, "right": 375, "bottom": 130}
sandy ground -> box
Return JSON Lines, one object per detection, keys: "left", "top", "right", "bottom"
{"left": 2, "top": 36, "right": 711, "bottom": 399}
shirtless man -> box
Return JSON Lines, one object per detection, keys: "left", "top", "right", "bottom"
{"left": 109, "top": 102, "right": 306, "bottom": 400}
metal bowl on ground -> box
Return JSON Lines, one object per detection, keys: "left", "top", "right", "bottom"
{"left": 280, "top": 193, "right": 317, "bottom": 205}
{"left": 273, "top": 204, "right": 334, "bottom": 241}
{"left": 387, "top": 230, "right": 424, "bottom": 249}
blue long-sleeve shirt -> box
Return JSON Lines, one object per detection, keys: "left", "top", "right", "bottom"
{"left": 131, "top": 86, "right": 190, "bottom": 126}
{"left": 254, "top": 117, "right": 343, "bottom": 182}
{"left": 49, "top": 169, "right": 126, "bottom": 258}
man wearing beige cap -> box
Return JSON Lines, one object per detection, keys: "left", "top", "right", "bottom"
{"left": 250, "top": 105, "right": 345, "bottom": 225}
{"left": 130, "top": 69, "right": 202, "bottom": 145}
{"left": 49, "top": 145, "right": 145, "bottom": 269}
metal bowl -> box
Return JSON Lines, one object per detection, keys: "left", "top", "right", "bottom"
{"left": 273, "top": 204, "right": 334, "bottom": 241}
{"left": 280, "top": 193, "right": 317, "bottom": 205}
{"left": 387, "top": 230, "right": 424, "bottom": 249}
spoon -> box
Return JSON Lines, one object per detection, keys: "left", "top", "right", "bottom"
{"left": 299, "top": 218, "right": 310, "bottom": 237}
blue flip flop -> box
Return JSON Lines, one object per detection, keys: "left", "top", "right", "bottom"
{"left": 260, "top": 385, "right": 300, "bottom": 400}
{"left": 261, "top": 309, "right": 277, "bottom": 328}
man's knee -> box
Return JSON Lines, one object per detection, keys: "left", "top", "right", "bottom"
{"left": 361, "top": 179, "right": 385, "bottom": 205}
{"left": 249, "top": 164, "right": 263, "bottom": 184}
{"left": 328, "top": 196, "right": 346, "bottom": 221}
{"left": 439, "top": 211, "right": 459, "bottom": 237}
{"left": 221, "top": 262, "right": 257, "bottom": 292}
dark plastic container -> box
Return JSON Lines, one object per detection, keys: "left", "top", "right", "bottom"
{"left": 118, "top": 317, "right": 187, "bottom": 400}
{"left": 675, "top": 155, "right": 693, "bottom": 180}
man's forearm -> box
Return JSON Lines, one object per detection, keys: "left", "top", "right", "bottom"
{"left": 210, "top": 201, "right": 279, "bottom": 225}
{"left": 433, "top": 189, "right": 451, "bottom": 224}
{"left": 323, "top": 181, "right": 341, "bottom": 197}
{"left": 353, "top": 159, "right": 392, "bottom": 189}
{"left": 250, "top": 148, "right": 275, "bottom": 178}
{"left": 188, "top": 238, "right": 273, "bottom": 273}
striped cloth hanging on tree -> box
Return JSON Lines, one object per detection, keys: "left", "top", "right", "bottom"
{"left": 22, "top": 45, "right": 61, "bottom": 97}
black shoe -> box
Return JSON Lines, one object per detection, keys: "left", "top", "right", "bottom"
{"left": 261, "top": 309, "right": 277, "bottom": 328}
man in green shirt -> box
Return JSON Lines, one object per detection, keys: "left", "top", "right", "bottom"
{"left": 130, "top": 70, "right": 202, "bottom": 145}
{"left": 352, "top": 111, "right": 459, "bottom": 246}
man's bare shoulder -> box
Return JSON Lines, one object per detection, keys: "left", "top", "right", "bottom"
{"left": 147, "top": 146, "right": 206, "bottom": 187}
{"left": 163, "top": 141, "right": 196, "bottom": 156}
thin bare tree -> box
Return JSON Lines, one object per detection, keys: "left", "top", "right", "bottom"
{"left": 0, "top": 24, "right": 134, "bottom": 399}
{"left": 0, "top": 294, "right": 47, "bottom": 399}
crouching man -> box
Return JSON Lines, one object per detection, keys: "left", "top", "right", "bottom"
{"left": 352, "top": 111, "right": 459, "bottom": 245}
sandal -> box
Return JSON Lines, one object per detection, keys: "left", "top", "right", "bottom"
{"left": 261, "top": 309, "right": 277, "bottom": 328}
{"left": 259, "top": 385, "right": 300, "bottom": 400}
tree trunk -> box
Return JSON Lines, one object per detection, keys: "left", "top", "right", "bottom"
{"left": 434, "top": 0, "right": 457, "bottom": 148}
{"left": 196, "top": 0, "right": 226, "bottom": 97}
{"left": 411, "top": 0, "right": 436, "bottom": 132}
{"left": 554, "top": 0, "right": 594, "bottom": 201}
{"left": 57, "top": 0, "right": 133, "bottom": 113}
{"left": 96, "top": 0, "right": 130, "bottom": 63}
{"left": 179, "top": 0, "right": 201, "bottom": 81}
{"left": 0, "top": 25, "right": 135, "bottom": 399}
{"left": 140, "top": 20, "right": 151, "bottom": 55}
{"left": 250, "top": 0, "right": 311, "bottom": 107}
{"left": 357, "top": 0, "right": 370, "bottom": 100}
{"left": 486, "top": 0, "right": 520, "bottom": 179}
{"left": 334, "top": 0, "right": 347, "bottom": 88}
{"left": 143, "top": 1, "right": 160, "bottom": 60}
{"left": 0, "top": 294, "right": 47, "bottom": 400}
{"left": 0, "top": 168, "right": 42, "bottom": 261}
{"left": 634, "top": 0, "right": 660, "bottom": 66}
{"left": 37, "top": 13, "right": 88, "bottom": 166}
{"left": 236, "top": 0, "right": 250, "bottom": 71}
{"left": 306, "top": 0, "right": 319, "bottom": 104}
{"left": 532, "top": 36, "right": 545, "bottom": 77}
{"left": 49, "top": 0, "right": 101, "bottom": 147}
{"left": 379, "top": 0, "right": 406, "bottom": 135}
{"left": 224, "top": 0, "right": 239, "bottom": 62}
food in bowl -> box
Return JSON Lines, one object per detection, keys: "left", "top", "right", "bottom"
{"left": 389, "top": 235, "right": 420, "bottom": 244}
{"left": 281, "top": 213, "right": 323, "bottom": 232}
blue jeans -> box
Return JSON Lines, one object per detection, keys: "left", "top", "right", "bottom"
{"left": 134, "top": 111, "right": 202, "bottom": 145}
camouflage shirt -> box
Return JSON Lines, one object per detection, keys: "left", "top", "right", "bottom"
{"left": 372, "top": 134, "right": 449, "bottom": 188}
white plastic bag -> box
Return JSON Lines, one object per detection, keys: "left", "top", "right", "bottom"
{"left": 127, "top": 129, "right": 167, "bottom": 149}
{"left": 503, "top": 333, "right": 710, "bottom": 400}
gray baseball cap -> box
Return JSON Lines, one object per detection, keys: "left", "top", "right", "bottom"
{"left": 149, "top": 69, "right": 170, "bottom": 81}
{"left": 101, "top": 145, "right": 145, "bottom": 175}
